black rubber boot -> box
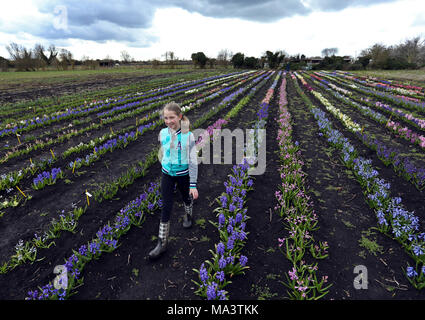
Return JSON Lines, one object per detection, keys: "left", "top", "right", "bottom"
{"left": 148, "top": 221, "right": 169, "bottom": 260}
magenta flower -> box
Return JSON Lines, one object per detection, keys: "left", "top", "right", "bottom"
{"left": 288, "top": 267, "right": 298, "bottom": 281}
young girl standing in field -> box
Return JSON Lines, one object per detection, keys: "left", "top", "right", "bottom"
{"left": 148, "top": 101, "right": 199, "bottom": 260}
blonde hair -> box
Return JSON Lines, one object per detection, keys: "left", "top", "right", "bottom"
{"left": 163, "top": 101, "right": 190, "bottom": 133}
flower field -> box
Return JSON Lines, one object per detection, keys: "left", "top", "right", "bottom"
{"left": 0, "top": 68, "right": 424, "bottom": 300}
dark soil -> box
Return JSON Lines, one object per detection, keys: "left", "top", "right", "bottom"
{"left": 0, "top": 70, "right": 196, "bottom": 105}
{"left": 287, "top": 75, "right": 425, "bottom": 299}
{"left": 0, "top": 71, "right": 263, "bottom": 267}
{"left": 1, "top": 71, "right": 425, "bottom": 301}
{"left": 64, "top": 72, "right": 279, "bottom": 300}
{"left": 0, "top": 71, "right": 277, "bottom": 300}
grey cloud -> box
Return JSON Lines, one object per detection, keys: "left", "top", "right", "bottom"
{"left": 308, "top": 0, "right": 399, "bottom": 12}
{"left": 165, "top": 0, "right": 309, "bottom": 22}
{"left": 164, "top": 0, "right": 399, "bottom": 22}
{"left": 36, "top": 0, "right": 155, "bottom": 28}
{"left": 10, "top": 0, "right": 401, "bottom": 46}
{"left": 31, "top": 0, "right": 157, "bottom": 46}
{"left": 36, "top": 19, "right": 156, "bottom": 45}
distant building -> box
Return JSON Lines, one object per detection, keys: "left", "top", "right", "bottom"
{"left": 342, "top": 56, "right": 353, "bottom": 63}
{"left": 98, "top": 59, "right": 116, "bottom": 67}
{"left": 306, "top": 57, "right": 323, "bottom": 64}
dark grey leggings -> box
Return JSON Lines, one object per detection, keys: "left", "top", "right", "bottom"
{"left": 160, "top": 173, "right": 191, "bottom": 223}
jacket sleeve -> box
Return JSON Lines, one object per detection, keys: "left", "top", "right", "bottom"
{"left": 188, "top": 132, "right": 198, "bottom": 189}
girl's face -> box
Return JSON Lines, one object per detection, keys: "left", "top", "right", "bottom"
{"left": 163, "top": 109, "right": 182, "bottom": 131}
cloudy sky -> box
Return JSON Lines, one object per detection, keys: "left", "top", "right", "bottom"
{"left": 0, "top": 0, "right": 424, "bottom": 61}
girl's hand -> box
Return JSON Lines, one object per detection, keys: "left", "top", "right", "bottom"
{"left": 189, "top": 188, "right": 199, "bottom": 200}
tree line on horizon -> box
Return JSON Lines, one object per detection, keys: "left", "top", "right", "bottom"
{"left": 1, "top": 36, "right": 424, "bottom": 72}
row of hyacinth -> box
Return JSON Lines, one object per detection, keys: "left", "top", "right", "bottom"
{"left": 356, "top": 130, "right": 425, "bottom": 191}
{"left": 1, "top": 73, "right": 262, "bottom": 273}
{"left": 275, "top": 74, "right": 331, "bottom": 299}
{"left": 180, "top": 84, "right": 229, "bottom": 114}
{"left": 193, "top": 160, "right": 253, "bottom": 300}
{"left": 5, "top": 123, "right": 155, "bottom": 204}
{"left": 0, "top": 71, "right": 242, "bottom": 138}
{"left": 331, "top": 70, "right": 425, "bottom": 98}
{"left": 294, "top": 73, "right": 361, "bottom": 133}
{"left": 260, "top": 71, "right": 281, "bottom": 106}
{"left": 207, "top": 69, "right": 264, "bottom": 105}
{"left": 0, "top": 119, "right": 155, "bottom": 194}
{"left": 179, "top": 71, "right": 259, "bottom": 116}
{"left": 375, "top": 100, "right": 425, "bottom": 130}
{"left": 241, "top": 71, "right": 280, "bottom": 162}
{"left": 256, "top": 71, "right": 282, "bottom": 122}
{"left": 71, "top": 73, "right": 253, "bottom": 163}
{"left": 333, "top": 71, "right": 425, "bottom": 99}
{"left": 300, "top": 72, "right": 425, "bottom": 190}
{"left": 217, "top": 82, "right": 252, "bottom": 108}
{"left": 26, "top": 181, "right": 161, "bottom": 300}
{"left": 302, "top": 72, "right": 425, "bottom": 190}
{"left": 192, "top": 72, "right": 275, "bottom": 300}
{"left": 68, "top": 122, "right": 155, "bottom": 172}
{"left": 97, "top": 79, "right": 213, "bottom": 117}
{"left": 0, "top": 170, "right": 24, "bottom": 192}
{"left": 328, "top": 71, "right": 425, "bottom": 113}
{"left": 330, "top": 72, "right": 425, "bottom": 111}
{"left": 0, "top": 71, "right": 262, "bottom": 200}
{"left": 315, "top": 71, "right": 425, "bottom": 132}
{"left": 313, "top": 75, "right": 388, "bottom": 125}
{"left": 1, "top": 71, "right": 257, "bottom": 171}
{"left": 191, "top": 71, "right": 269, "bottom": 132}
{"left": 317, "top": 72, "right": 425, "bottom": 142}
{"left": 332, "top": 71, "right": 425, "bottom": 100}
{"left": 195, "top": 119, "right": 229, "bottom": 150}
{"left": 0, "top": 102, "right": 107, "bottom": 138}
{"left": 30, "top": 123, "right": 156, "bottom": 192}
{"left": 297, "top": 75, "right": 425, "bottom": 190}
{"left": 224, "top": 71, "right": 274, "bottom": 127}
{"left": 341, "top": 71, "right": 425, "bottom": 95}
{"left": 1, "top": 70, "right": 230, "bottom": 138}
{"left": 292, "top": 72, "right": 425, "bottom": 290}
{"left": 1, "top": 71, "right": 250, "bottom": 166}
{"left": 386, "top": 121, "right": 425, "bottom": 149}
{"left": 3, "top": 71, "right": 265, "bottom": 274}
{"left": 0, "top": 74, "right": 255, "bottom": 273}
{"left": 185, "top": 72, "right": 251, "bottom": 94}
{"left": 32, "top": 168, "right": 63, "bottom": 190}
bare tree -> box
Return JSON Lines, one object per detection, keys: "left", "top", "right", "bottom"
{"left": 217, "top": 49, "right": 232, "bottom": 68}
{"left": 321, "top": 47, "right": 338, "bottom": 57}
{"left": 365, "top": 43, "right": 390, "bottom": 69}
{"left": 6, "top": 42, "right": 35, "bottom": 71}
{"left": 163, "top": 51, "right": 176, "bottom": 68}
{"left": 58, "top": 48, "right": 73, "bottom": 70}
{"left": 33, "top": 44, "right": 47, "bottom": 69}
{"left": 419, "top": 38, "right": 425, "bottom": 67}
{"left": 34, "top": 44, "right": 58, "bottom": 69}
{"left": 393, "top": 36, "right": 424, "bottom": 67}
{"left": 120, "top": 50, "right": 132, "bottom": 64}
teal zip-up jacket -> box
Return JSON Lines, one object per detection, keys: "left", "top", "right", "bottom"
{"left": 159, "top": 127, "right": 198, "bottom": 189}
